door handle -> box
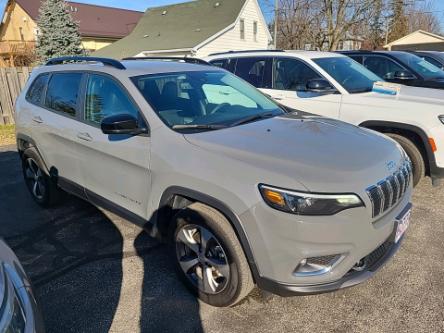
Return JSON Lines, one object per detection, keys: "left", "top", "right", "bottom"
{"left": 77, "top": 132, "right": 93, "bottom": 142}
{"left": 32, "top": 116, "right": 43, "bottom": 123}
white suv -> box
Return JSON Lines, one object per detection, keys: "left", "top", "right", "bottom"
{"left": 15, "top": 56, "right": 412, "bottom": 307}
{"left": 206, "top": 50, "right": 444, "bottom": 186}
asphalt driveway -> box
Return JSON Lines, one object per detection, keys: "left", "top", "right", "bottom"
{"left": 0, "top": 144, "right": 443, "bottom": 333}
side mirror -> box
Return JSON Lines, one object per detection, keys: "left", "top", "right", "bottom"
{"left": 306, "top": 79, "right": 335, "bottom": 93}
{"left": 101, "top": 114, "right": 148, "bottom": 136}
{"left": 393, "top": 70, "right": 415, "bottom": 80}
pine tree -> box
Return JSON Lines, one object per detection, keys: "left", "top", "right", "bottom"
{"left": 388, "top": 0, "right": 408, "bottom": 43}
{"left": 36, "top": 0, "right": 84, "bottom": 63}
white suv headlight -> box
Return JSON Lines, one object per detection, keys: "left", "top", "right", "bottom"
{"left": 259, "top": 184, "right": 364, "bottom": 216}
{"left": 439, "top": 115, "right": 444, "bottom": 125}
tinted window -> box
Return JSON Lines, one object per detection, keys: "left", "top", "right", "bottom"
{"left": 234, "top": 57, "right": 271, "bottom": 88}
{"left": 209, "top": 58, "right": 237, "bottom": 72}
{"left": 26, "top": 74, "right": 49, "bottom": 106}
{"left": 85, "top": 74, "right": 139, "bottom": 125}
{"left": 132, "top": 71, "right": 283, "bottom": 131}
{"left": 421, "top": 55, "right": 443, "bottom": 69}
{"left": 395, "top": 52, "right": 444, "bottom": 79}
{"left": 273, "top": 58, "right": 322, "bottom": 91}
{"left": 363, "top": 56, "right": 405, "bottom": 79}
{"left": 211, "top": 59, "right": 227, "bottom": 69}
{"left": 350, "top": 55, "right": 363, "bottom": 64}
{"left": 314, "top": 57, "right": 382, "bottom": 94}
{"left": 45, "top": 73, "right": 82, "bottom": 116}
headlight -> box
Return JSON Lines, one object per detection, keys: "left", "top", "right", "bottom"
{"left": 439, "top": 115, "right": 444, "bottom": 125}
{"left": 259, "top": 184, "right": 364, "bottom": 215}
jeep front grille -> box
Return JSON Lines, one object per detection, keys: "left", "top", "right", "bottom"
{"left": 366, "top": 161, "right": 412, "bottom": 218}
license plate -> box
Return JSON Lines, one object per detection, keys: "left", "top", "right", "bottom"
{"left": 395, "top": 206, "right": 412, "bottom": 243}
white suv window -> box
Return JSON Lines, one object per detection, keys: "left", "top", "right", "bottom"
{"left": 273, "top": 58, "right": 322, "bottom": 91}
{"left": 84, "top": 74, "right": 139, "bottom": 125}
{"left": 45, "top": 73, "right": 82, "bottom": 117}
{"left": 26, "top": 74, "right": 49, "bottom": 106}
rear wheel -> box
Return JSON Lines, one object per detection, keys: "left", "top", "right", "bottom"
{"left": 170, "top": 202, "right": 254, "bottom": 307}
{"left": 22, "top": 149, "right": 62, "bottom": 207}
{"left": 387, "top": 133, "right": 425, "bottom": 187}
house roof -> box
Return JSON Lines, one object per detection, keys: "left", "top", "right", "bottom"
{"left": 384, "top": 30, "right": 444, "bottom": 48}
{"left": 93, "top": 0, "right": 247, "bottom": 59}
{"left": 15, "top": 0, "right": 143, "bottom": 39}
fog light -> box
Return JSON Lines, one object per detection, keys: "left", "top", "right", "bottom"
{"left": 293, "top": 255, "right": 342, "bottom": 277}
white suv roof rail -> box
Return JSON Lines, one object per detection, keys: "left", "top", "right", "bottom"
{"left": 46, "top": 56, "right": 126, "bottom": 70}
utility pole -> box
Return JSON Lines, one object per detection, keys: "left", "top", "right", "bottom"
{"left": 274, "top": 0, "right": 278, "bottom": 49}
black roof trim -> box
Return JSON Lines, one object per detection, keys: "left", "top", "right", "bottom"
{"left": 46, "top": 56, "right": 126, "bottom": 70}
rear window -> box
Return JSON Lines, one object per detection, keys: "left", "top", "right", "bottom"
{"left": 26, "top": 74, "right": 49, "bottom": 106}
{"left": 45, "top": 73, "right": 82, "bottom": 117}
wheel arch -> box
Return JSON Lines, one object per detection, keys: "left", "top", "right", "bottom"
{"left": 154, "top": 186, "right": 260, "bottom": 282}
{"left": 360, "top": 120, "right": 434, "bottom": 176}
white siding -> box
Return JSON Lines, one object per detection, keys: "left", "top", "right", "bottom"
{"left": 195, "top": 0, "right": 271, "bottom": 57}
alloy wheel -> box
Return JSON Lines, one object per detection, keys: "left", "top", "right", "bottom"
{"left": 175, "top": 224, "right": 230, "bottom": 295}
{"left": 24, "top": 158, "right": 46, "bottom": 200}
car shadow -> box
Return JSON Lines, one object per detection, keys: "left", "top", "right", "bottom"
{"left": 0, "top": 145, "right": 204, "bottom": 333}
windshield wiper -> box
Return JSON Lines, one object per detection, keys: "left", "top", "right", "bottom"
{"left": 172, "top": 124, "right": 227, "bottom": 130}
{"left": 230, "top": 112, "right": 276, "bottom": 127}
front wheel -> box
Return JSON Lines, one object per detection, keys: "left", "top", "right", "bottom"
{"left": 387, "top": 133, "right": 425, "bottom": 187}
{"left": 170, "top": 202, "right": 254, "bottom": 307}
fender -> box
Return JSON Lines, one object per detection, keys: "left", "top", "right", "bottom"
{"left": 359, "top": 120, "right": 437, "bottom": 168}
{"left": 157, "top": 186, "right": 260, "bottom": 282}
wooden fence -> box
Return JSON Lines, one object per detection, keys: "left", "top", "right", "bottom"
{"left": 0, "top": 67, "right": 32, "bottom": 125}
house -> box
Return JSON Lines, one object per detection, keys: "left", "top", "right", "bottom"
{"left": 93, "top": 0, "right": 272, "bottom": 59}
{"left": 0, "top": 0, "right": 143, "bottom": 66}
{"left": 304, "top": 33, "right": 364, "bottom": 51}
{"left": 384, "top": 30, "right": 444, "bottom": 51}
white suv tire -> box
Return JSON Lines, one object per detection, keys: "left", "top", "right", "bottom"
{"left": 387, "top": 133, "right": 425, "bottom": 187}
{"left": 21, "top": 149, "right": 63, "bottom": 207}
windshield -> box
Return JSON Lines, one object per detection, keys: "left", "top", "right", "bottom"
{"left": 395, "top": 52, "right": 444, "bottom": 80}
{"left": 314, "top": 57, "right": 382, "bottom": 94}
{"left": 132, "top": 71, "right": 284, "bottom": 131}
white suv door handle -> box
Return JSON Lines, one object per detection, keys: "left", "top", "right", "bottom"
{"left": 77, "top": 132, "right": 93, "bottom": 142}
{"left": 32, "top": 116, "right": 43, "bottom": 123}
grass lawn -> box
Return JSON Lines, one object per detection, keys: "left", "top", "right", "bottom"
{"left": 0, "top": 125, "right": 16, "bottom": 146}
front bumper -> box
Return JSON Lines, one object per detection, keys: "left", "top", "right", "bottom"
{"left": 256, "top": 228, "right": 403, "bottom": 296}
{"left": 239, "top": 185, "right": 412, "bottom": 294}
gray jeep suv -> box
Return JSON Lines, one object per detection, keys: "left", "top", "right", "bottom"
{"left": 15, "top": 57, "right": 412, "bottom": 307}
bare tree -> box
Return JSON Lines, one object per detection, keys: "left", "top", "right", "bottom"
{"left": 406, "top": 1, "right": 441, "bottom": 34}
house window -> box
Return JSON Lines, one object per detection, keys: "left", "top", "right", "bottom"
{"left": 253, "top": 21, "right": 258, "bottom": 42}
{"left": 240, "top": 19, "right": 245, "bottom": 40}
{"left": 19, "top": 27, "right": 24, "bottom": 41}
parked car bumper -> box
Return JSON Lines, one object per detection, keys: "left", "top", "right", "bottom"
{"left": 0, "top": 240, "right": 44, "bottom": 333}
{"left": 239, "top": 187, "right": 412, "bottom": 295}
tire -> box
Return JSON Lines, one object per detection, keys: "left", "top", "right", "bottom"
{"left": 387, "top": 133, "right": 425, "bottom": 187}
{"left": 21, "top": 149, "right": 63, "bottom": 207}
{"left": 170, "top": 202, "right": 254, "bottom": 307}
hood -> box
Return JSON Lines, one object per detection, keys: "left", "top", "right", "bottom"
{"left": 364, "top": 84, "right": 444, "bottom": 107}
{"left": 184, "top": 114, "right": 403, "bottom": 192}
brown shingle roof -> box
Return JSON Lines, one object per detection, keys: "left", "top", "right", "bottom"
{"left": 16, "top": 0, "right": 143, "bottom": 39}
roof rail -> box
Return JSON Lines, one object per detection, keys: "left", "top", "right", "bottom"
{"left": 208, "top": 49, "right": 285, "bottom": 56}
{"left": 122, "top": 57, "right": 211, "bottom": 66}
{"left": 46, "top": 56, "right": 126, "bottom": 70}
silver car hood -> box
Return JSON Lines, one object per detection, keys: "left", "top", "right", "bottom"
{"left": 185, "top": 114, "right": 404, "bottom": 192}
